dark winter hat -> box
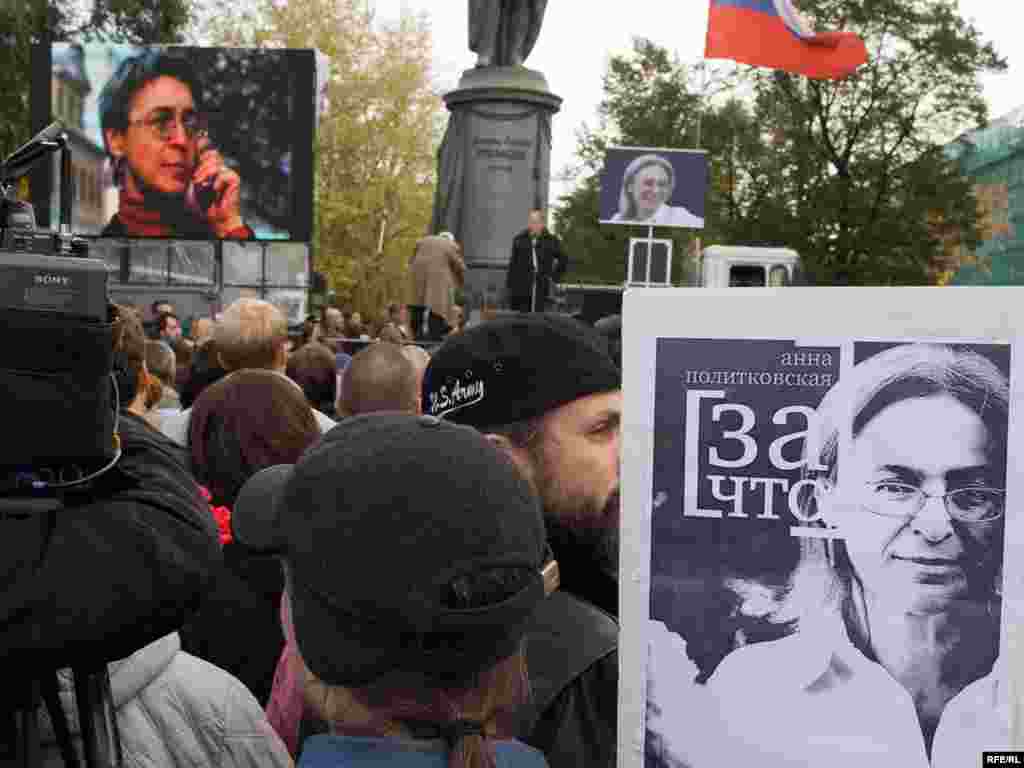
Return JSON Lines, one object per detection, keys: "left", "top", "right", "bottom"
{"left": 422, "top": 313, "right": 621, "bottom": 429}
{"left": 233, "top": 412, "right": 557, "bottom": 687}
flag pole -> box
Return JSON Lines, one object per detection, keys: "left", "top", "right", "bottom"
{"left": 693, "top": 63, "right": 707, "bottom": 286}
{"left": 646, "top": 225, "right": 654, "bottom": 285}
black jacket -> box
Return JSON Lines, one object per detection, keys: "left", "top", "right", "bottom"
{"left": 179, "top": 541, "right": 285, "bottom": 706}
{"left": 547, "top": 517, "right": 619, "bottom": 618}
{"left": 515, "top": 519, "right": 619, "bottom": 766}
{"left": 0, "top": 411, "right": 220, "bottom": 668}
{"left": 520, "top": 591, "right": 618, "bottom": 768}
{"left": 506, "top": 230, "right": 568, "bottom": 306}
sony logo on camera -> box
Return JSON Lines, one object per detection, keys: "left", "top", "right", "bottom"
{"left": 0, "top": 251, "right": 108, "bottom": 321}
{"left": 34, "top": 273, "right": 71, "bottom": 287}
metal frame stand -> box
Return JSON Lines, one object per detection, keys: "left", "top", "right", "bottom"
{"left": 628, "top": 227, "right": 674, "bottom": 287}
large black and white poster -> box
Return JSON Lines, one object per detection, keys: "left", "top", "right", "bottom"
{"left": 619, "top": 288, "right": 1024, "bottom": 768}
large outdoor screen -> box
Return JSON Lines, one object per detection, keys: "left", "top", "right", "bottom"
{"left": 33, "top": 44, "right": 316, "bottom": 242}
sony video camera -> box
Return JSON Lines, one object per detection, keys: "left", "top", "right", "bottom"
{"left": 0, "top": 122, "right": 117, "bottom": 491}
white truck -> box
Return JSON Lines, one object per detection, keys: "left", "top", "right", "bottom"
{"left": 558, "top": 245, "right": 803, "bottom": 322}
{"left": 701, "top": 245, "right": 801, "bottom": 288}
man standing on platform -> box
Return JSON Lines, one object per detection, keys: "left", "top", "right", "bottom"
{"left": 506, "top": 209, "right": 567, "bottom": 313}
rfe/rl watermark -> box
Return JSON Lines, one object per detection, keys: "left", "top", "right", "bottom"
{"left": 984, "top": 752, "right": 1024, "bottom": 765}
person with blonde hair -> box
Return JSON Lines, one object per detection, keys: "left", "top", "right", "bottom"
{"left": 215, "top": 297, "right": 290, "bottom": 371}
{"left": 161, "top": 298, "right": 335, "bottom": 445}
{"left": 233, "top": 413, "right": 558, "bottom": 767}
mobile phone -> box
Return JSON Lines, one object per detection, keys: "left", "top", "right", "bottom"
{"left": 188, "top": 138, "right": 219, "bottom": 212}
{"left": 194, "top": 177, "right": 217, "bottom": 211}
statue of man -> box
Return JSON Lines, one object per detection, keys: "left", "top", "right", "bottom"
{"left": 468, "top": 0, "right": 549, "bottom": 68}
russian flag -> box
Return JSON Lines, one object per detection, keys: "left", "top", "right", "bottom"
{"left": 705, "top": 0, "right": 868, "bottom": 80}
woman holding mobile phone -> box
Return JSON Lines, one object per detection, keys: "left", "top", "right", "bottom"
{"left": 98, "top": 49, "right": 254, "bottom": 240}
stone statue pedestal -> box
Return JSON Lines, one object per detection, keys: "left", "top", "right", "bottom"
{"left": 431, "top": 66, "right": 562, "bottom": 311}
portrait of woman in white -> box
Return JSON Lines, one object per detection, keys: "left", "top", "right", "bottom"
{"left": 610, "top": 154, "right": 703, "bottom": 228}
{"left": 648, "top": 343, "right": 1010, "bottom": 768}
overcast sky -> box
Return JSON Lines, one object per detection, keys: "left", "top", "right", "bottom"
{"left": 374, "top": 1, "right": 1021, "bottom": 205}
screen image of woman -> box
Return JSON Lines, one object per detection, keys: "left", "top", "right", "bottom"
{"left": 98, "top": 49, "right": 254, "bottom": 240}
{"left": 648, "top": 343, "right": 1010, "bottom": 768}
{"left": 610, "top": 153, "right": 703, "bottom": 228}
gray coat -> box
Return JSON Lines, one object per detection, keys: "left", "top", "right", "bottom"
{"left": 39, "top": 632, "right": 293, "bottom": 767}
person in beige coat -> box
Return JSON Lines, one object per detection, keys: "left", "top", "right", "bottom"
{"left": 408, "top": 231, "right": 465, "bottom": 341}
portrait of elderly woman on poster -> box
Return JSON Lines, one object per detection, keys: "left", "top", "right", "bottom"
{"left": 610, "top": 154, "right": 703, "bottom": 228}
{"left": 648, "top": 343, "right": 1011, "bottom": 768}
{"left": 99, "top": 49, "right": 254, "bottom": 240}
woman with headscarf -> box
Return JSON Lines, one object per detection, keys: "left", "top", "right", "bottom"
{"left": 611, "top": 154, "right": 703, "bottom": 227}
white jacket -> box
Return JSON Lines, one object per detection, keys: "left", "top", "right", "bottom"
{"left": 610, "top": 203, "right": 704, "bottom": 228}
{"left": 647, "top": 618, "right": 1009, "bottom": 768}
{"left": 39, "top": 632, "right": 293, "bottom": 768}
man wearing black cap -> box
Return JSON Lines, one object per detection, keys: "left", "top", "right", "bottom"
{"left": 231, "top": 413, "right": 557, "bottom": 767}
{"left": 421, "top": 313, "right": 621, "bottom": 768}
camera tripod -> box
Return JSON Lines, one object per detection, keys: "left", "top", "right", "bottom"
{"left": 0, "top": 665, "right": 122, "bottom": 768}
{"left": 1, "top": 500, "right": 123, "bottom": 768}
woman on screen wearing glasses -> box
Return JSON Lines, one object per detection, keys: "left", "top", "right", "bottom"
{"left": 98, "top": 49, "right": 254, "bottom": 240}
{"left": 649, "top": 344, "right": 1010, "bottom": 768}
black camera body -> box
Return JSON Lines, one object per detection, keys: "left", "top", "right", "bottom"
{"left": 0, "top": 123, "right": 116, "bottom": 482}
{"left": 0, "top": 237, "right": 109, "bottom": 322}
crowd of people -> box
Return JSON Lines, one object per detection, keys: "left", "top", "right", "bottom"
{"left": 2, "top": 292, "right": 622, "bottom": 768}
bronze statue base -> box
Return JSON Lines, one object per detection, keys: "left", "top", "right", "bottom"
{"left": 431, "top": 66, "right": 562, "bottom": 313}
{"left": 455, "top": 65, "right": 554, "bottom": 98}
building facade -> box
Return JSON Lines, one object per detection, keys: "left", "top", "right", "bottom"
{"left": 945, "top": 105, "right": 1024, "bottom": 285}
{"left": 51, "top": 44, "right": 109, "bottom": 233}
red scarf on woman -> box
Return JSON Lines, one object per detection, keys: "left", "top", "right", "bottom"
{"left": 116, "top": 182, "right": 213, "bottom": 238}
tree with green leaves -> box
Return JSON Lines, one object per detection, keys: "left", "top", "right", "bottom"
{"left": 749, "top": 0, "right": 1004, "bottom": 284}
{"left": 554, "top": 40, "right": 711, "bottom": 286}
{"left": 0, "top": 0, "right": 192, "bottom": 160}
{"left": 557, "top": 0, "right": 1005, "bottom": 286}
{"left": 196, "top": 0, "right": 442, "bottom": 319}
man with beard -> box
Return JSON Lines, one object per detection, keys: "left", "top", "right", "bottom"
{"left": 422, "top": 313, "right": 620, "bottom": 767}
{"left": 98, "top": 49, "right": 254, "bottom": 239}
